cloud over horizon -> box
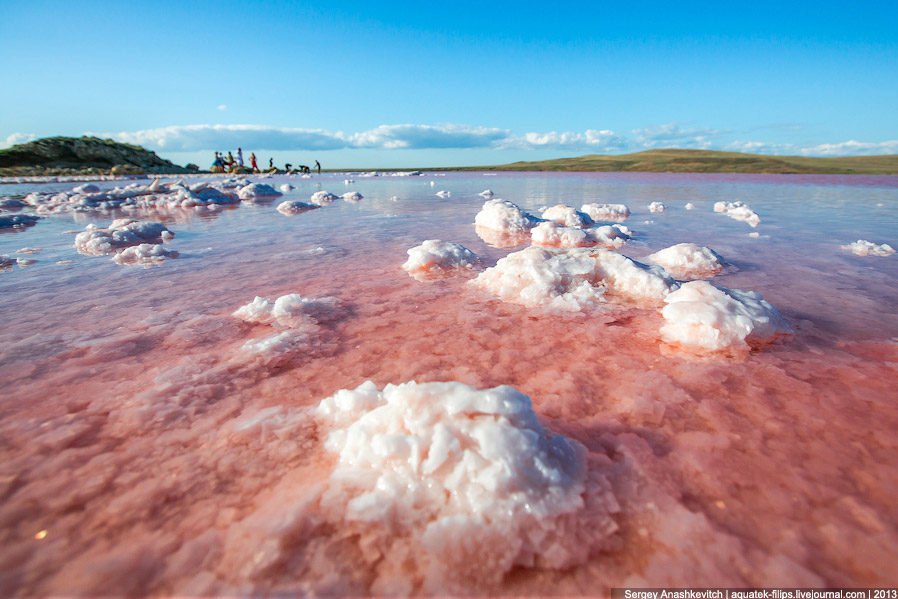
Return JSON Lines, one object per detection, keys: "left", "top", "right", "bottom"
{"left": 3, "top": 123, "right": 896, "bottom": 158}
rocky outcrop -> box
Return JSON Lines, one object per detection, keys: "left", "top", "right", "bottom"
{"left": 0, "top": 136, "right": 198, "bottom": 176}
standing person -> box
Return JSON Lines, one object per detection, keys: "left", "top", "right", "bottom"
{"left": 269, "top": 158, "right": 274, "bottom": 170}
{"left": 250, "top": 152, "right": 258, "bottom": 173}
{"left": 237, "top": 148, "right": 244, "bottom": 168}
{"left": 315, "top": 160, "right": 321, "bottom": 174}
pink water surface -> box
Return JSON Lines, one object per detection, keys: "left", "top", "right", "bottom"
{"left": 1, "top": 172, "right": 898, "bottom": 596}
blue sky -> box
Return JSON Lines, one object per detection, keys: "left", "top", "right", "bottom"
{"left": 2, "top": 0, "right": 896, "bottom": 168}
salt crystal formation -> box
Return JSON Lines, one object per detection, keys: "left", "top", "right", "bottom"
{"left": 402, "top": 240, "right": 480, "bottom": 278}
{"left": 660, "top": 280, "right": 791, "bottom": 352}
{"left": 479, "top": 189, "right": 494, "bottom": 197}
{"left": 471, "top": 247, "right": 677, "bottom": 311}
{"left": 714, "top": 201, "right": 761, "bottom": 227}
{"left": 74, "top": 219, "right": 173, "bottom": 257}
{"left": 647, "top": 243, "right": 725, "bottom": 280}
{"left": 0, "top": 213, "right": 40, "bottom": 230}
{"left": 530, "top": 222, "right": 631, "bottom": 249}
{"left": 342, "top": 191, "right": 364, "bottom": 202}
{"left": 238, "top": 183, "right": 282, "bottom": 201}
{"left": 279, "top": 184, "right": 295, "bottom": 192}
{"left": 474, "top": 198, "right": 542, "bottom": 232}
{"left": 436, "top": 190, "right": 451, "bottom": 199}
{"left": 580, "top": 203, "right": 630, "bottom": 222}
{"left": 310, "top": 191, "right": 340, "bottom": 206}
{"left": 648, "top": 202, "right": 666, "bottom": 213}
{"left": 277, "top": 201, "right": 318, "bottom": 215}
{"left": 311, "top": 380, "right": 619, "bottom": 592}
{"left": 541, "top": 205, "right": 594, "bottom": 228}
{"left": 685, "top": 203, "right": 696, "bottom": 210}
{"left": 112, "top": 243, "right": 179, "bottom": 267}
{"left": 22, "top": 178, "right": 247, "bottom": 214}
{"left": 841, "top": 240, "right": 896, "bottom": 257}
{"left": 232, "top": 293, "right": 339, "bottom": 359}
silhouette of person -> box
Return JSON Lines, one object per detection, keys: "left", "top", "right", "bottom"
{"left": 315, "top": 160, "right": 321, "bottom": 174}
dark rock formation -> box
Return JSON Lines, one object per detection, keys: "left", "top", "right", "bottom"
{"left": 0, "top": 136, "right": 194, "bottom": 176}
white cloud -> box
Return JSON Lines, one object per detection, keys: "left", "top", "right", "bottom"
{"left": 1, "top": 132, "right": 36, "bottom": 149}
{"left": 217, "top": 104, "right": 227, "bottom": 111}
{"left": 726, "top": 139, "right": 898, "bottom": 157}
{"left": 632, "top": 122, "right": 726, "bottom": 149}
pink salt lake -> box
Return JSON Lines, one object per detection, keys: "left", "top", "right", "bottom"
{"left": 1, "top": 172, "right": 897, "bottom": 596}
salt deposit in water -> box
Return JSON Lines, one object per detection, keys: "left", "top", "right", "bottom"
{"left": 280, "top": 184, "right": 295, "bottom": 192}
{"left": 474, "top": 198, "right": 542, "bottom": 233}
{"left": 310, "top": 191, "right": 340, "bottom": 206}
{"left": 112, "top": 243, "right": 179, "bottom": 267}
{"left": 402, "top": 240, "right": 480, "bottom": 279}
{"left": 714, "top": 201, "right": 761, "bottom": 227}
{"left": 479, "top": 189, "right": 494, "bottom": 197}
{"left": 436, "top": 190, "right": 451, "bottom": 199}
{"left": 580, "top": 203, "right": 630, "bottom": 222}
{"left": 74, "top": 219, "right": 173, "bottom": 257}
{"left": 660, "top": 280, "right": 791, "bottom": 352}
{"left": 685, "top": 202, "right": 696, "bottom": 210}
{"left": 277, "top": 201, "right": 318, "bottom": 216}
{"left": 342, "top": 191, "right": 364, "bottom": 202}
{"left": 541, "top": 205, "right": 594, "bottom": 228}
{"left": 238, "top": 183, "right": 282, "bottom": 201}
{"left": 647, "top": 243, "right": 725, "bottom": 280}
{"left": 841, "top": 240, "right": 896, "bottom": 257}
{"left": 16, "top": 247, "right": 42, "bottom": 254}
{"left": 471, "top": 246, "right": 677, "bottom": 311}
{"left": 530, "top": 222, "right": 631, "bottom": 249}
{"left": 648, "top": 201, "right": 666, "bottom": 213}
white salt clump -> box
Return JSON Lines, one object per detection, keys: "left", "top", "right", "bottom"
{"left": 580, "top": 203, "right": 630, "bottom": 222}
{"left": 16, "top": 247, "right": 42, "bottom": 255}
{"left": 749, "top": 232, "right": 760, "bottom": 238}
{"left": 238, "top": 183, "right": 282, "bottom": 200}
{"left": 73, "top": 183, "right": 101, "bottom": 193}
{"left": 402, "top": 240, "right": 480, "bottom": 277}
{"left": 277, "top": 201, "right": 317, "bottom": 215}
{"left": 474, "top": 198, "right": 542, "bottom": 232}
{"left": 479, "top": 189, "right": 494, "bottom": 197}
{"left": 390, "top": 196, "right": 400, "bottom": 202}
{"left": 316, "top": 380, "right": 615, "bottom": 589}
{"left": 648, "top": 202, "right": 666, "bottom": 213}
{"left": 342, "top": 191, "right": 363, "bottom": 202}
{"left": 310, "top": 191, "right": 339, "bottom": 206}
{"left": 714, "top": 201, "right": 760, "bottom": 227}
{"left": 112, "top": 243, "right": 179, "bottom": 267}
{"left": 531, "top": 222, "right": 591, "bottom": 248}
{"left": 685, "top": 203, "right": 695, "bottom": 210}
{"left": 660, "top": 280, "right": 791, "bottom": 352}
{"left": 436, "top": 190, "right": 451, "bottom": 199}
{"left": 16, "top": 257, "right": 36, "bottom": 267}
{"left": 590, "top": 224, "right": 632, "bottom": 249}
{"left": 233, "top": 293, "right": 337, "bottom": 328}
{"left": 74, "top": 219, "right": 173, "bottom": 256}
{"left": 541, "top": 205, "right": 594, "bottom": 228}
{"left": 0, "top": 214, "right": 40, "bottom": 230}
{"left": 279, "top": 184, "right": 295, "bottom": 192}
{"left": 647, "top": 243, "right": 725, "bottom": 280}
{"left": 841, "top": 240, "right": 896, "bottom": 257}
{"left": 471, "top": 246, "right": 678, "bottom": 311}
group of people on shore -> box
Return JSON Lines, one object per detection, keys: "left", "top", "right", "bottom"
{"left": 211, "top": 149, "right": 320, "bottom": 175}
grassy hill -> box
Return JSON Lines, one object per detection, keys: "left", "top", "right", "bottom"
{"left": 450, "top": 149, "right": 898, "bottom": 175}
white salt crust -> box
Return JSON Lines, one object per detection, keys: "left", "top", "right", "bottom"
{"left": 580, "top": 203, "right": 630, "bottom": 222}
{"left": 714, "top": 201, "right": 761, "bottom": 227}
{"left": 276, "top": 201, "right": 318, "bottom": 215}
{"left": 479, "top": 189, "right": 494, "bottom": 197}
{"left": 232, "top": 293, "right": 339, "bottom": 358}
{"left": 541, "top": 205, "right": 594, "bottom": 228}
{"left": 310, "top": 380, "right": 619, "bottom": 591}
{"left": 647, "top": 243, "right": 725, "bottom": 280}
{"left": 471, "top": 246, "right": 678, "bottom": 311}
{"left": 279, "top": 184, "right": 295, "bottom": 192}
{"left": 841, "top": 240, "right": 896, "bottom": 257}
{"left": 530, "top": 222, "right": 631, "bottom": 249}
{"left": 238, "top": 183, "right": 282, "bottom": 200}
{"left": 660, "top": 280, "right": 791, "bottom": 352}
{"left": 402, "top": 240, "right": 480, "bottom": 276}
{"left": 684, "top": 203, "right": 695, "bottom": 210}
{"left": 342, "top": 192, "right": 364, "bottom": 202}
{"left": 474, "top": 199, "right": 542, "bottom": 232}
{"left": 648, "top": 202, "right": 666, "bottom": 213}
{"left": 436, "top": 191, "right": 451, "bottom": 199}
{"left": 112, "top": 243, "right": 179, "bottom": 267}
{"left": 310, "top": 191, "right": 340, "bottom": 206}
{"left": 74, "top": 219, "right": 173, "bottom": 257}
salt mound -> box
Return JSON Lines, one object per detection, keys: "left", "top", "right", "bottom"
{"left": 112, "top": 243, "right": 179, "bottom": 267}
{"left": 841, "top": 240, "right": 896, "bottom": 257}
{"left": 279, "top": 184, "right": 295, "bottom": 192}
{"left": 685, "top": 203, "right": 695, "bottom": 210}
{"left": 315, "top": 380, "right": 617, "bottom": 589}
{"left": 402, "top": 240, "right": 480, "bottom": 277}
{"left": 580, "top": 203, "right": 630, "bottom": 222}
{"left": 277, "top": 201, "right": 318, "bottom": 215}
{"left": 531, "top": 222, "right": 591, "bottom": 248}
{"left": 232, "top": 293, "right": 339, "bottom": 359}
{"left": 0, "top": 214, "right": 40, "bottom": 230}
{"left": 647, "top": 243, "right": 725, "bottom": 280}
{"left": 238, "top": 183, "right": 282, "bottom": 200}
{"left": 541, "top": 205, "right": 594, "bottom": 228}
{"left": 479, "top": 189, "right": 494, "bottom": 197}
{"left": 471, "top": 246, "right": 678, "bottom": 311}
{"left": 590, "top": 224, "right": 631, "bottom": 249}
{"left": 648, "top": 202, "right": 666, "bottom": 213}
{"left": 714, "top": 201, "right": 760, "bottom": 227}
{"left": 474, "top": 198, "right": 542, "bottom": 232}
{"left": 342, "top": 191, "right": 363, "bottom": 202}
{"left": 436, "top": 190, "right": 451, "bottom": 199}
{"left": 74, "top": 219, "right": 173, "bottom": 256}
{"left": 310, "top": 191, "right": 339, "bottom": 206}
{"left": 660, "top": 280, "right": 791, "bottom": 352}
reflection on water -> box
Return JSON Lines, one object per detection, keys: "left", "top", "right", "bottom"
{"left": 1, "top": 172, "right": 897, "bottom": 595}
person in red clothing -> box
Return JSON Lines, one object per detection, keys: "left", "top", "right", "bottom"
{"left": 250, "top": 152, "right": 259, "bottom": 173}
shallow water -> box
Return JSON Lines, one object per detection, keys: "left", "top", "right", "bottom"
{"left": 1, "top": 171, "right": 897, "bottom": 595}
